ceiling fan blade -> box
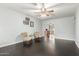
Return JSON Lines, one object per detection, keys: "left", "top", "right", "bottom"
{"left": 48, "top": 10, "right": 54, "bottom": 12}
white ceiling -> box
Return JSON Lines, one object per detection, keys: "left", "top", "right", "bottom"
{"left": 0, "top": 3, "right": 79, "bottom": 20}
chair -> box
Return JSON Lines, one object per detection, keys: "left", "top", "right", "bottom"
{"left": 20, "top": 32, "right": 32, "bottom": 47}
{"left": 34, "top": 32, "right": 41, "bottom": 42}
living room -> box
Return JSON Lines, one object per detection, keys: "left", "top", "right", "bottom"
{"left": 0, "top": 3, "right": 79, "bottom": 56}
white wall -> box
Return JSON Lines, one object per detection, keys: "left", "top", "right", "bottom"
{"left": 0, "top": 7, "right": 40, "bottom": 47}
{"left": 75, "top": 7, "right": 79, "bottom": 48}
{"left": 41, "top": 16, "right": 75, "bottom": 40}
{"left": 0, "top": 7, "right": 76, "bottom": 48}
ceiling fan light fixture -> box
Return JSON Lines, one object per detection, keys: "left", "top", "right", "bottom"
{"left": 39, "top": 12, "right": 50, "bottom": 17}
{"left": 33, "top": 3, "right": 55, "bottom": 17}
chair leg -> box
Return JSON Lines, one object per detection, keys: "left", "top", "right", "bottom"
{"left": 23, "top": 40, "right": 32, "bottom": 47}
{"left": 35, "top": 37, "right": 40, "bottom": 43}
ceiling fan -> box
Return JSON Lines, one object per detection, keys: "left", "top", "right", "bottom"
{"left": 31, "top": 3, "right": 55, "bottom": 17}
{"left": 30, "top": 3, "right": 54, "bottom": 17}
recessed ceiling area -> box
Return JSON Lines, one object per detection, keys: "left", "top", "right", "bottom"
{"left": 0, "top": 3, "right": 79, "bottom": 20}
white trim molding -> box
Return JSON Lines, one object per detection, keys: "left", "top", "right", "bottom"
{"left": 0, "top": 40, "right": 23, "bottom": 48}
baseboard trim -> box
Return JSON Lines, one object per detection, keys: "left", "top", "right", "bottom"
{"left": 55, "top": 37, "right": 74, "bottom": 41}
{"left": 0, "top": 40, "right": 23, "bottom": 48}
{"left": 75, "top": 41, "right": 79, "bottom": 48}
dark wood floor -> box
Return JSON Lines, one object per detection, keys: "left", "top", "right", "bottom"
{"left": 0, "top": 38, "right": 79, "bottom": 56}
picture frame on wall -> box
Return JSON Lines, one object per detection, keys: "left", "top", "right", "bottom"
{"left": 23, "top": 17, "right": 30, "bottom": 25}
{"left": 30, "top": 21, "right": 34, "bottom": 27}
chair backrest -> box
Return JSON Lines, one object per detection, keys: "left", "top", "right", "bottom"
{"left": 20, "top": 32, "right": 28, "bottom": 38}
{"left": 20, "top": 32, "right": 31, "bottom": 41}
{"left": 34, "top": 32, "right": 40, "bottom": 38}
